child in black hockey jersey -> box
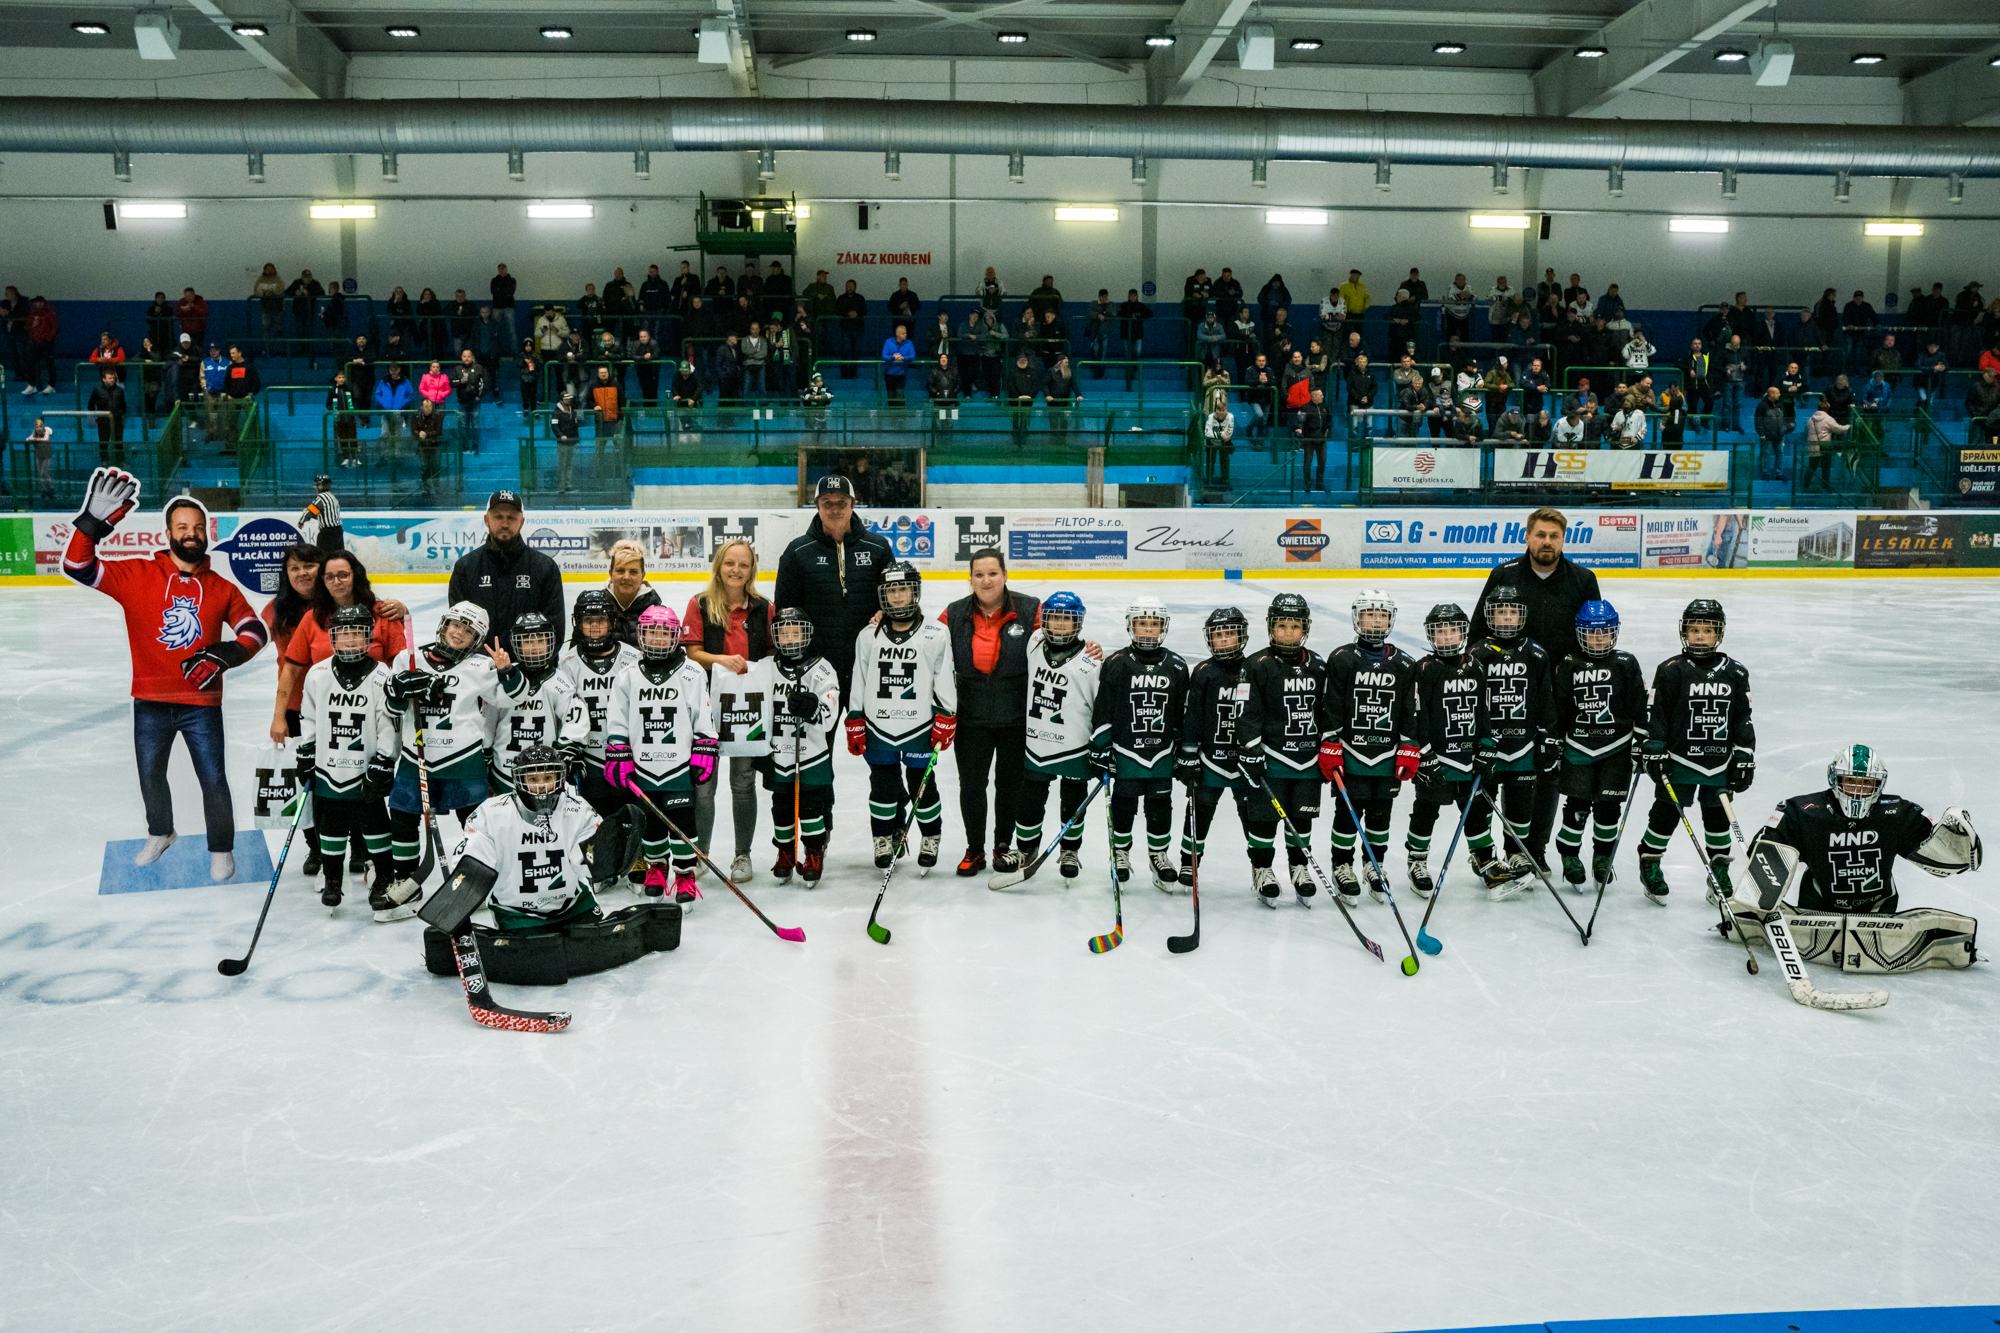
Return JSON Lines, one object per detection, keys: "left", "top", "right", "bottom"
{"left": 1403, "top": 602, "right": 1498, "bottom": 897}
{"left": 1089, "top": 595, "right": 1188, "bottom": 892}
{"left": 1467, "top": 585, "right": 1556, "bottom": 895}
{"left": 1242, "top": 592, "right": 1329, "bottom": 903}
{"left": 1553, "top": 600, "right": 1648, "bottom": 889}
{"left": 1636, "top": 598, "right": 1755, "bottom": 903}
{"left": 1319, "top": 590, "right": 1421, "bottom": 905}
{"left": 1177, "top": 607, "right": 1279, "bottom": 901}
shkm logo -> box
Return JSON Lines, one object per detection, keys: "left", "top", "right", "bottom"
{"left": 1278, "top": 519, "right": 1330, "bottom": 563}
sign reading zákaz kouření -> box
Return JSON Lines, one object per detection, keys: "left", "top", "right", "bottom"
{"left": 836, "top": 252, "right": 932, "bottom": 265}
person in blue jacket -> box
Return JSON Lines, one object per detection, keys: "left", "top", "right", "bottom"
{"left": 882, "top": 323, "right": 916, "bottom": 404}
{"left": 372, "top": 360, "right": 417, "bottom": 455}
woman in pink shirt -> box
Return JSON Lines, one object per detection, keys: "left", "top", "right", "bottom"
{"left": 418, "top": 359, "right": 451, "bottom": 405}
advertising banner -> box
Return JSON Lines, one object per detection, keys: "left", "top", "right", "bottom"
{"left": 1359, "top": 510, "right": 1641, "bottom": 569}
{"left": 0, "top": 515, "right": 32, "bottom": 577}
{"left": 1952, "top": 449, "right": 2000, "bottom": 505}
{"left": 1743, "top": 513, "right": 1856, "bottom": 568}
{"left": 1640, "top": 512, "right": 1749, "bottom": 570}
{"left": 1491, "top": 448, "right": 1731, "bottom": 490}
{"left": 1855, "top": 514, "right": 1963, "bottom": 569}
{"left": 1370, "top": 447, "right": 1483, "bottom": 491}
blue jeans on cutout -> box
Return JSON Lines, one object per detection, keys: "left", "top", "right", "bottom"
{"left": 133, "top": 699, "right": 235, "bottom": 851}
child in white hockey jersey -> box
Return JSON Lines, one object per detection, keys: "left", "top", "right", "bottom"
{"left": 604, "top": 605, "right": 717, "bottom": 907}
{"left": 766, "top": 607, "right": 843, "bottom": 887}
{"left": 848, "top": 562, "right": 957, "bottom": 870}
{"left": 383, "top": 600, "right": 528, "bottom": 907}
{"left": 1003, "top": 591, "right": 1100, "bottom": 883}
{"left": 298, "top": 604, "right": 400, "bottom": 916}
{"left": 557, "top": 588, "right": 644, "bottom": 887}
{"left": 486, "top": 610, "right": 587, "bottom": 795}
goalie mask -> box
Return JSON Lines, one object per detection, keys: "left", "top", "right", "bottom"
{"left": 878, "top": 562, "right": 922, "bottom": 628}
{"left": 773, "top": 606, "right": 814, "bottom": 661}
{"left": 1125, "top": 595, "right": 1169, "bottom": 651}
{"left": 1424, "top": 603, "right": 1469, "bottom": 657}
{"left": 328, "top": 604, "right": 376, "bottom": 664}
{"left": 435, "top": 600, "right": 490, "bottom": 663}
{"left": 1041, "top": 590, "right": 1084, "bottom": 647}
{"left": 636, "top": 604, "right": 681, "bottom": 661}
{"left": 1828, "top": 743, "right": 1888, "bottom": 820}
{"left": 510, "top": 744, "right": 568, "bottom": 827}
{"left": 1203, "top": 606, "right": 1249, "bottom": 661}
{"left": 1351, "top": 589, "right": 1395, "bottom": 648}
{"left": 1484, "top": 587, "right": 1526, "bottom": 642}
{"left": 510, "top": 611, "right": 557, "bottom": 674}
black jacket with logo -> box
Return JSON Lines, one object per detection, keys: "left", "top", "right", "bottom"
{"left": 772, "top": 515, "right": 895, "bottom": 691}
{"left": 447, "top": 536, "right": 564, "bottom": 649}
{"left": 1468, "top": 553, "right": 1601, "bottom": 661}
{"left": 943, "top": 589, "right": 1041, "bottom": 726}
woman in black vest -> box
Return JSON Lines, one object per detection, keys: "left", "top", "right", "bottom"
{"left": 685, "top": 537, "right": 774, "bottom": 883}
{"left": 569, "top": 538, "right": 662, "bottom": 649}
{"left": 941, "top": 548, "right": 1046, "bottom": 875}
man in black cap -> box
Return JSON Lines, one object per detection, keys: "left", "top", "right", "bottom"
{"left": 446, "top": 489, "right": 564, "bottom": 648}
{"left": 773, "top": 473, "right": 894, "bottom": 705}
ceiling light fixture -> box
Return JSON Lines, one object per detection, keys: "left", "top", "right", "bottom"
{"left": 310, "top": 202, "right": 376, "bottom": 219}
{"left": 118, "top": 201, "right": 187, "bottom": 219}
{"left": 1991, "top": 55, "right": 2000, "bottom": 67}
{"left": 794, "top": 204, "right": 810, "bottom": 219}
{"left": 1468, "top": 213, "right": 1531, "bottom": 229}
{"left": 997, "top": 31, "right": 1027, "bottom": 43}
{"left": 1574, "top": 46, "right": 1607, "bottom": 59}
{"left": 1864, "top": 221, "right": 1923, "bottom": 237}
{"left": 1849, "top": 52, "right": 1884, "bottom": 65}
{"left": 1669, "top": 217, "right": 1729, "bottom": 233}
{"left": 1290, "top": 38, "right": 1322, "bottom": 51}
{"left": 385, "top": 25, "right": 419, "bottom": 38}
{"left": 540, "top": 26, "right": 572, "bottom": 39}
{"left": 1145, "top": 34, "right": 1174, "bottom": 47}
{"left": 1055, "top": 207, "right": 1119, "bottom": 222}
{"left": 231, "top": 23, "right": 268, "bottom": 36}
{"left": 1713, "top": 47, "right": 1748, "bottom": 61}
{"left": 845, "top": 28, "right": 875, "bottom": 41}
{"left": 70, "top": 20, "right": 110, "bottom": 34}
{"left": 527, "top": 201, "right": 594, "bottom": 219}
{"left": 1433, "top": 41, "right": 1465, "bottom": 55}
{"left": 1266, "top": 209, "right": 1329, "bottom": 226}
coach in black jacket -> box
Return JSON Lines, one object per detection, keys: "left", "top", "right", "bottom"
{"left": 772, "top": 474, "right": 894, "bottom": 701}
{"left": 446, "top": 489, "right": 565, "bottom": 648}
{"left": 1469, "top": 505, "right": 1602, "bottom": 871}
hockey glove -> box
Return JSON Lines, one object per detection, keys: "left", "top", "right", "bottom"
{"left": 845, "top": 715, "right": 869, "bottom": 756}
{"left": 1641, "top": 736, "right": 1669, "bottom": 780}
{"left": 560, "top": 741, "right": 586, "bottom": 785}
{"left": 74, "top": 466, "right": 140, "bottom": 541}
{"left": 1174, "top": 743, "right": 1203, "bottom": 788}
{"left": 1394, "top": 742, "right": 1421, "bottom": 784}
{"left": 1088, "top": 744, "right": 1116, "bottom": 778}
{"left": 1537, "top": 734, "right": 1563, "bottom": 776}
{"left": 1318, "top": 738, "right": 1344, "bottom": 780}
{"left": 689, "top": 735, "right": 720, "bottom": 786}
{"left": 1471, "top": 737, "right": 1499, "bottom": 778}
{"left": 786, "top": 688, "right": 819, "bottom": 719}
{"left": 293, "top": 741, "right": 316, "bottom": 785}
{"left": 603, "top": 741, "right": 636, "bottom": 792}
{"left": 364, "top": 753, "right": 395, "bottom": 798}
{"left": 930, "top": 714, "right": 958, "bottom": 752}
{"left": 1727, "top": 749, "right": 1755, "bottom": 793}
{"left": 387, "top": 668, "right": 434, "bottom": 705}
{"left": 180, "top": 643, "right": 247, "bottom": 691}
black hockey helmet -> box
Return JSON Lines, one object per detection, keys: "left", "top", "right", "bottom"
{"left": 1204, "top": 605, "right": 1249, "bottom": 660}
{"left": 313, "top": 473, "right": 333, "bottom": 493}
{"left": 1267, "top": 592, "right": 1311, "bottom": 636}
{"left": 1485, "top": 585, "right": 1526, "bottom": 641}
{"left": 878, "top": 561, "right": 922, "bottom": 626}
{"left": 773, "top": 606, "right": 815, "bottom": 660}
{"left": 510, "top": 610, "right": 557, "bottom": 672}
{"left": 328, "top": 603, "right": 375, "bottom": 663}
{"left": 1424, "top": 602, "right": 1469, "bottom": 656}
{"left": 1680, "top": 598, "right": 1725, "bottom": 656}
{"left": 510, "top": 744, "right": 568, "bottom": 826}
{"left": 572, "top": 588, "right": 618, "bottom": 653}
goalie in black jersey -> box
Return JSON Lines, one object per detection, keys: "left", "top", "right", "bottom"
{"left": 1404, "top": 603, "right": 1502, "bottom": 897}
{"left": 1552, "top": 600, "right": 1648, "bottom": 890}
{"left": 1636, "top": 599, "right": 1754, "bottom": 904}
{"left": 1177, "top": 607, "right": 1280, "bottom": 900}
{"left": 1319, "top": 591, "right": 1421, "bottom": 906}
{"left": 1090, "top": 596, "right": 1189, "bottom": 892}
{"left": 1728, "top": 744, "right": 1984, "bottom": 974}
{"left": 1243, "top": 593, "right": 1329, "bottom": 904}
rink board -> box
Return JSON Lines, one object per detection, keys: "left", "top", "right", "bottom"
{"left": 1422, "top": 1310, "right": 2000, "bottom": 1333}
{"left": 8, "top": 507, "right": 2000, "bottom": 589}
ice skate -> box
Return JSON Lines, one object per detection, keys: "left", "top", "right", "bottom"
{"left": 1058, "top": 847, "right": 1081, "bottom": 879}
{"left": 1253, "top": 865, "right": 1280, "bottom": 906}
{"left": 642, "top": 865, "right": 668, "bottom": 898}
{"left": 1487, "top": 853, "right": 1535, "bottom": 900}
{"left": 673, "top": 871, "right": 702, "bottom": 913}
{"left": 1332, "top": 863, "right": 1361, "bottom": 905}
{"left": 918, "top": 835, "right": 940, "bottom": 873}
{"left": 873, "top": 835, "right": 895, "bottom": 870}
{"left": 771, "top": 844, "right": 796, "bottom": 882}
{"left": 1151, "top": 850, "right": 1179, "bottom": 892}
{"left": 1639, "top": 855, "right": 1669, "bottom": 903}
{"left": 1364, "top": 862, "right": 1391, "bottom": 903}
{"left": 800, "top": 848, "right": 824, "bottom": 886}
{"left": 1704, "top": 855, "right": 1734, "bottom": 905}
{"left": 1407, "top": 855, "right": 1434, "bottom": 899}
{"left": 1561, "top": 852, "right": 1587, "bottom": 886}
{"left": 302, "top": 846, "right": 323, "bottom": 877}
{"left": 321, "top": 881, "right": 342, "bottom": 910}
{"left": 370, "top": 876, "right": 422, "bottom": 922}
{"left": 1591, "top": 852, "right": 1616, "bottom": 887}
{"left": 1290, "top": 861, "right": 1317, "bottom": 903}
{"left": 991, "top": 846, "right": 1020, "bottom": 873}
{"left": 1112, "top": 847, "right": 1132, "bottom": 882}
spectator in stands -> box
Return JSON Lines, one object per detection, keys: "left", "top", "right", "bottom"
{"left": 1228, "top": 307, "right": 1259, "bottom": 378}
{"left": 373, "top": 360, "right": 414, "bottom": 455}
{"left": 1488, "top": 276, "right": 1518, "bottom": 336}
{"left": 1778, "top": 362, "right": 1807, "bottom": 424}
{"left": 575, "top": 283, "right": 604, "bottom": 350}
{"left": 1084, "top": 289, "right": 1113, "bottom": 373}
{"left": 928, "top": 350, "right": 959, "bottom": 420}
{"left": 881, "top": 323, "right": 914, "bottom": 403}
{"left": 833, "top": 280, "right": 867, "bottom": 378}
{"left": 90, "top": 330, "right": 126, "bottom": 381}
{"left": 251, "top": 262, "right": 284, "bottom": 341}
{"left": 887, "top": 277, "right": 920, "bottom": 328}
{"left": 1036, "top": 307, "right": 1068, "bottom": 369}
{"left": 1116, "top": 288, "right": 1151, "bottom": 369}
{"left": 683, "top": 295, "right": 720, "bottom": 382}
{"left": 88, "top": 369, "right": 127, "bottom": 465}
{"left": 1196, "top": 312, "right": 1226, "bottom": 367}
{"left": 344, "top": 335, "right": 375, "bottom": 412}
{"left": 1427, "top": 366, "right": 1453, "bottom": 439}
{"left": 386, "top": 285, "right": 415, "bottom": 347}
{"left": 1403, "top": 268, "right": 1430, "bottom": 303}
{"left": 1294, "top": 385, "right": 1331, "bottom": 492}
{"left": 175, "top": 286, "right": 208, "bottom": 348}
{"left": 1519, "top": 356, "right": 1550, "bottom": 425}
{"left": 1045, "top": 355, "right": 1077, "bottom": 437}
{"left": 1395, "top": 366, "right": 1427, "bottom": 439}
{"left": 1241, "top": 353, "right": 1275, "bottom": 441}
{"left": 704, "top": 265, "right": 734, "bottom": 303}
{"left": 1480, "top": 358, "right": 1514, "bottom": 434}
{"left": 741, "top": 320, "right": 771, "bottom": 400}
{"left": 1553, "top": 399, "right": 1587, "bottom": 445}
{"left": 1953, "top": 281, "right": 1984, "bottom": 364}
{"left": 137, "top": 335, "right": 166, "bottom": 425}
{"left": 24, "top": 295, "right": 57, "bottom": 394}
{"left": 1257, "top": 273, "right": 1291, "bottom": 329}
{"left": 1862, "top": 369, "right": 1891, "bottom": 412}
{"left": 1981, "top": 342, "right": 2000, "bottom": 379}
{"left": 1344, "top": 353, "right": 1377, "bottom": 442}
{"left": 284, "top": 271, "right": 325, "bottom": 363}
{"left": 1181, "top": 269, "right": 1211, "bottom": 350}
{"left": 604, "top": 268, "right": 635, "bottom": 339}
{"left": 146, "top": 291, "right": 174, "bottom": 352}
{"left": 417, "top": 287, "right": 448, "bottom": 359}
{"left": 29, "top": 416, "right": 52, "bottom": 498}
{"left": 412, "top": 398, "right": 447, "bottom": 498}
{"left": 453, "top": 349, "right": 489, "bottom": 449}
{"left": 473, "top": 306, "right": 503, "bottom": 388}
{"left": 1280, "top": 348, "right": 1312, "bottom": 422}
{"left": 1388, "top": 287, "right": 1420, "bottom": 359}
{"left": 978, "top": 267, "right": 1005, "bottom": 318}
{"left": 1029, "top": 274, "right": 1064, "bottom": 319}
{"left": 1607, "top": 398, "right": 1646, "bottom": 450}
{"left": 1305, "top": 337, "right": 1330, "bottom": 393}
{"left": 419, "top": 359, "right": 450, "bottom": 409}
{"left": 198, "top": 343, "right": 227, "bottom": 434}
{"left": 326, "top": 371, "right": 359, "bottom": 467}
{"left": 1802, "top": 400, "right": 1851, "bottom": 492}
{"left": 1870, "top": 333, "right": 1902, "bottom": 391}
{"left": 552, "top": 389, "right": 581, "bottom": 493}
{"left": 1203, "top": 397, "right": 1234, "bottom": 492}
{"left": 1492, "top": 400, "right": 1528, "bottom": 443}
{"left": 1754, "top": 385, "right": 1790, "bottom": 481}
{"left": 1442, "top": 274, "right": 1474, "bottom": 346}
{"left": 639, "top": 264, "right": 670, "bottom": 339}
{"left": 671, "top": 356, "right": 702, "bottom": 427}
{"left": 1822, "top": 373, "right": 1855, "bottom": 428}
{"left": 1200, "top": 360, "right": 1230, "bottom": 416}
{"left": 631, "top": 329, "right": 662, "bottom": 407}
{"left": 447, "top": 288, "right": 476, "bottom": 355}
{"left": 926, "top": 308, "right": 954, "bottom": 358}
{"left": 222, "top": 345, "right": 259, "bottom": 446}
{"left": 534, "top": 304, "right": 569, "bottom": 356}
{"left": 517, "top": 341, "right": 540, "bottom": 417}
{"left": 1659, "top": 381, "right": 1687, "bottom": 444}
{"left": 1962, "top": 368, "right": 1999, "bottom": 424}
{"left": 789, "top": 303, "right": 816, "bottom": 386}
{"left": 1720, "top": 335, "right": 1750, "bottom": 432}
{"left": 490, "top": 263, "right": 518, "bottom": 350}
{"left": 1211, "top": 268, "right": 1242, "bottom": 326}
{"left": 801, "top": 269, "right": 835, "bottom": 326}
{"left": 589, "top": 362, "right": 623, "bottom": 458}
{"left": 1004, "top": 349, "right": 1039, "bottom": 446}
{"left": 713, "top": 331, "right": 744, "bottom": 404}
{"left": 1621, "top": 328, "right": 1656, "bottom": 372}
{"left": 764, "top": 261, "right": 792, "bottom": 318}
{"left": 963, "top": 308, "right": 998, "bottom": 397}
{"left": 1682, "top": 338, "right": 1714, "bottom": 422}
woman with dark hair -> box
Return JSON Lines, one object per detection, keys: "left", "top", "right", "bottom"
{"left": 265, "top": 547, "right": 408, "bottom": 878}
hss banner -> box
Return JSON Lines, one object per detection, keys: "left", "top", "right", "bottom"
{"left": 1492, "top": 448, "right": 1731, "bottom": 490}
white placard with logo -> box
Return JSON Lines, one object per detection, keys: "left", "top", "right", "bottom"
{"left": 1370, "top": 447, "right": 1484, "bottom": 490}
{"left": 1491, "top": 449, "right": 1731, "bottom": 490}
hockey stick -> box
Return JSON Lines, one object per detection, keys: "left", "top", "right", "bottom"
{"left": 1414, "top": 775, "right": 1481, "bottom": 957}
{"left": 1256, "top": 776, "right": 1384, "bottom": 962}
{"left": 1494, "top": 812, "right": 1591, "bottom": 946}
{"left": 1716, "top": 788, "right": 1753, "bottom": 852}
{"left": 1328, "top": 769, "right": 1421, "bottom": 974}
{"left": 622, "top": 780, "right": 806, "bottom": 943}
{"left": 1584, "top": 769, "right": 1644, "bottom": 942}
{"left": 1729, "top": 828, "right": 1889, "bottom": 1011}
{"left": 1088, "top": 780, "right": 1123, "bottom": 954}
{"left": 1166, "top": 801, "right": 1200, "bottom": 954}
{"left": 791, "top": 724, "right": 803, "bottom": 878}
{"left": 1661, "top": 774, "right": 1759, "bottom": 975}
{"left": 448, "top": 925, "right": 573, "bottom": 1033}
{"left": 216, "top": 787, "right": 312, "bottom": 977}
{"left": 866, "top": 751, "right": 939, "bottom": 945}
{"left": 993, "top": 774, "right": 1110, "bottom": 891}
{"left": 414, "top": 728, "right": 447, "bottom": 888}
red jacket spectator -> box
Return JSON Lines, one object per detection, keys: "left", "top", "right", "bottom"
{"left": 176, "top": 289, "right": 209, "bottom": 343}
{"left": 27, "top": 298, "right": 57, "bottom": 346}
{"left": 63, "top": 501, "right": 267, "bottom": 705}
{"left": 90, "top": 335, "right": 126, "bottom": 368}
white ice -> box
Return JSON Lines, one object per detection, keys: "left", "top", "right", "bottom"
{"left": 2, "top": 575, "right": 1997, "bottom": 1332}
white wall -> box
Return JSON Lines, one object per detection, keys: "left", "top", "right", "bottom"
{"left": 0, "top": 52, "right": 1988, "bottom": 312}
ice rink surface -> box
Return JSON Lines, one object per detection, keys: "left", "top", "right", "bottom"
{"left": 2, "top": 573, "right": 1997, "bottom": 1332}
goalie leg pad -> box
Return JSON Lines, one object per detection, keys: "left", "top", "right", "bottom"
{"left": 1787, "top": 906, "right": 1978, "bottom": 973}
{"left": 1911, "top": 806, "right": 1982, "bottom": 877}
{"left": 422, "top": 903, "right": 681, "bottom": 984}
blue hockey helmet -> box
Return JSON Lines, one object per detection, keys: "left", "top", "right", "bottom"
{"left": 1041, "top": 590, "right": 1084, "bottom": 645}
{"left": 1575, "top": 600, "right": 1619, "bottom": 657}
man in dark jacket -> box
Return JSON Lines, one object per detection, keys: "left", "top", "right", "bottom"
{"left": 833, "top": 280, "right": 868, "bottom": 377}
{"left": 88, "top": 370, "right": 128, "bottom": 465}
{"left": 1754, "top": 385, "right": 1791, "bottom": 481}
{"left": 1469, "top": 506, "right": 1603, "bottom": 872}
{"left": 446, "top": 490, "right": 564, "bottom": 648}
{"left": 1292, "top": 386, "right": 1332, "bottom": 492}
{"left": 1343, "top": 354, "right": 1377, "bottom": 441}
{"left": 772, "top": 474, "right": 894, "bottom": 703}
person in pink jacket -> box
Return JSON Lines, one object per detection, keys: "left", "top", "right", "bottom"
{"left": 418, "top": 359, "right": 452, "bottom": 405}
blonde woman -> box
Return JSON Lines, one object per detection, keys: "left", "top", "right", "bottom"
{"left": 684, "top": 538, "right": 776, "bottom": 880}
{"left": 570, "top": 538, "right": 662, "bottom": 649}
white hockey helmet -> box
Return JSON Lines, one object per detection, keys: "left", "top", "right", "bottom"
{"left": 436, "top": 600, "right": 491, "bottom": 660}
{"left": 1351, "top": 588, "right": 1396, "bottom": 646}
{"left": 1828, "top": 743, "right": 1888, "bottom": 820}
{"left": 1125, "top": 595, "right": 1169, "bottom": 649}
